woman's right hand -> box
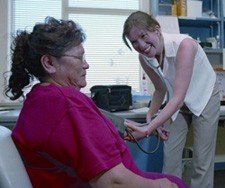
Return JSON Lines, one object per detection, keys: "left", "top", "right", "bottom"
{"left": 156, "top": 127, "right": 170, "bottom": 141}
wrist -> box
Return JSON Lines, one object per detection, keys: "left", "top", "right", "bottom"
{"left": 145, "top": 127, "right": 151, "bottom": 138}
{"left": 145, "top": 124, "right": 156, "bottom": 138}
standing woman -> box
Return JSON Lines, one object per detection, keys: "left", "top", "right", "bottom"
{"left": 122, "top": 11, "right": 220, "bottom": 188}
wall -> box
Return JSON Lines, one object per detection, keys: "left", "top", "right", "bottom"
{"left": 0, "top": 0, "right": 10, "bottom": 103}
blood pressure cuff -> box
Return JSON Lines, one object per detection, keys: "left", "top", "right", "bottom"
{"left": 90, "top": 85, "right": 132, "bottom": 112}
{"left": 99, "top": 108, "right": 126, "bottom": 138}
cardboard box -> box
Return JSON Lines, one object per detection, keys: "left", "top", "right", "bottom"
{"left": 177, "top": 0, "right": 187, "bottom": 16}
{"left": 187, "top": 0, "right": 202, "bottom": 17}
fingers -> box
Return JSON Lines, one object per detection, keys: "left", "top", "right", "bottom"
{"left": 124, "top": 119, "right": 139, "bottom": 130}
{"left": 123, "top": 129, "right": 135, "bottom": 142}
{"left": 124, "top": 119, "right": 139, "bottom": 142}
{"left": 156, "top": 127, "right": 170, "bottom": 141}
{"left": 124, "top": 119, "right": 142, "bottom": 127}
{"left": 158, "top": 178, "right": 178, "bottom": 188}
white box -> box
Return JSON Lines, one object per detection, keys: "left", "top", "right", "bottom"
{"left": 223, "top": 49, "right": 225, "bottom": 70}
{"left": 215, "top": 69, "right": 225, "bottom": 101}
{"left": 187, "top": 0, "right": 202, "bottom": 17}
{"left": 223, "top": 0, "right": 225, "bottom": 16}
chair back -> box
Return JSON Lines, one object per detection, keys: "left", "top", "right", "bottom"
{"left": 0, "top": 125, "right": 32, "bottom": 188}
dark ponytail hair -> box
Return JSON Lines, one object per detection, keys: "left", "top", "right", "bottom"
{"left": 4, "top": 31, "right": 34, "bottom": 100}
{"left": 4, "top": 16, "right": 86, "bottom": 100}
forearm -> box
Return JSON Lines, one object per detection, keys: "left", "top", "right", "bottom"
{"left": 148, "top": 97, "right": 183, "bottom": 133}
{"left": 147, "top": 90, "right": 165, "bottom": 120}
{"left": 89, "top": 163, "right": 175, "bottom": 188}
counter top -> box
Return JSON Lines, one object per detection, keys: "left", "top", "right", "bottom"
{"left": 113, "top": 107, "right": 149, "bottom": 119}
{"left": 114, "top": 106, "right": 225, "bottom": 120}
{"left": 0, "top": 109, "right": 20, "bottom": 126}
{"left": 1, "top": 106, "right": 225, "bottom": 127}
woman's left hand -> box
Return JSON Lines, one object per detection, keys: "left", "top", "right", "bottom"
{"left": 124, "top": 119, "right": 152, "bottom": 141}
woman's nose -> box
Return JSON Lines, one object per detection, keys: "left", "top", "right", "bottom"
{"left": 138, "top": 40, "right": 147, "bottom": 50}
{"left": 83, "top": 60, "right": 89, "bottom": 69}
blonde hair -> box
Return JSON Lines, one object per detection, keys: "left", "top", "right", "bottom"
{"left": 122, "top": 11, "right": 160, "bottom": 50}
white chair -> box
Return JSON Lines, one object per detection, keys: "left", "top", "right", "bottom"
{"left": 0, "top": 125, "right": 33, "bottom": 188}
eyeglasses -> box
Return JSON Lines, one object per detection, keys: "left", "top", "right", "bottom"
{"left": 61, "top": 54, "right": 86, "bottom": 62}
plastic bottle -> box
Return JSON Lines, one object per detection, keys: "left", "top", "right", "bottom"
{"left": 177, "top": 0, "right": 187, "bottom": 16}
{"left": 141, "top": 73, "right": 148, "bottom": 95}
{"left": 216, "top": 35, "right": 220, "bottom": 48}
{"left": 171, "top": 0, "right": 177, "bottom": 16}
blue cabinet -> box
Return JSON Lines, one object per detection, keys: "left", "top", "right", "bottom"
{"left": 127, "top": 137, "right": 164, "bottom": 172}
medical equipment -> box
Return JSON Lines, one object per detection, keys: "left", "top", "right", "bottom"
{"left": 100, "top": 108, "right": 161, "bottom": 154}
{"left": 143, "top": 55, "right": 171, "bottom": 102}
{"left": 90, "top": 85, "right": 132, "bottom": 112}
{"left": 125, "top": 121, "right": 161, "bottom": 154}
{"left": 143, "top": 55, "right": 179, "bottom": 121}
{"left": 100, "top": 55, "right": 173, "bottom": 154}
{"left": 122, "top": 55, "right": 172, "bottom": 154}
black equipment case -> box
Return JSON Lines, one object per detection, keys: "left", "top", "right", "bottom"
{"left": 90, "top": 85, "right": 132, "bottom": 112}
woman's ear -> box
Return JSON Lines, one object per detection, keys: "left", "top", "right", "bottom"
{"left": 155, "top": 26, "right": 161, "bottom": 36}
{"left": 41, "top": 55, "right": 57, "bottom": 74}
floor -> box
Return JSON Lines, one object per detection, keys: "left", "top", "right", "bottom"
{"left": 214, "top": 170, "right": 225, "bottom": 188}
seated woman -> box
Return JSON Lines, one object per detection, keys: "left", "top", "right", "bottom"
{"left": 4, "top": 16, "right": 186, "bottom": 188}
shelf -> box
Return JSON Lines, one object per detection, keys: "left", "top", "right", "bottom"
{"left": 179, "top": 16, "right": 220, "bottom": 21}
{"left": 155, "top": 0, "right": 224, "bottom": 50}
{"left": 178, "top": 17, "right": 221, "bottom": 27}
{"left": 204, "top": 48, "right": 223, "bottom": 54}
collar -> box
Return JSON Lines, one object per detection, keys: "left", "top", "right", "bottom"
{"left": 162, "top": 32, "right": 177, "bottom": 58}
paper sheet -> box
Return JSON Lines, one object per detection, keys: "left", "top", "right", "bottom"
{"left": 156, "top": 15, "right": 180, "bottom": 34}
